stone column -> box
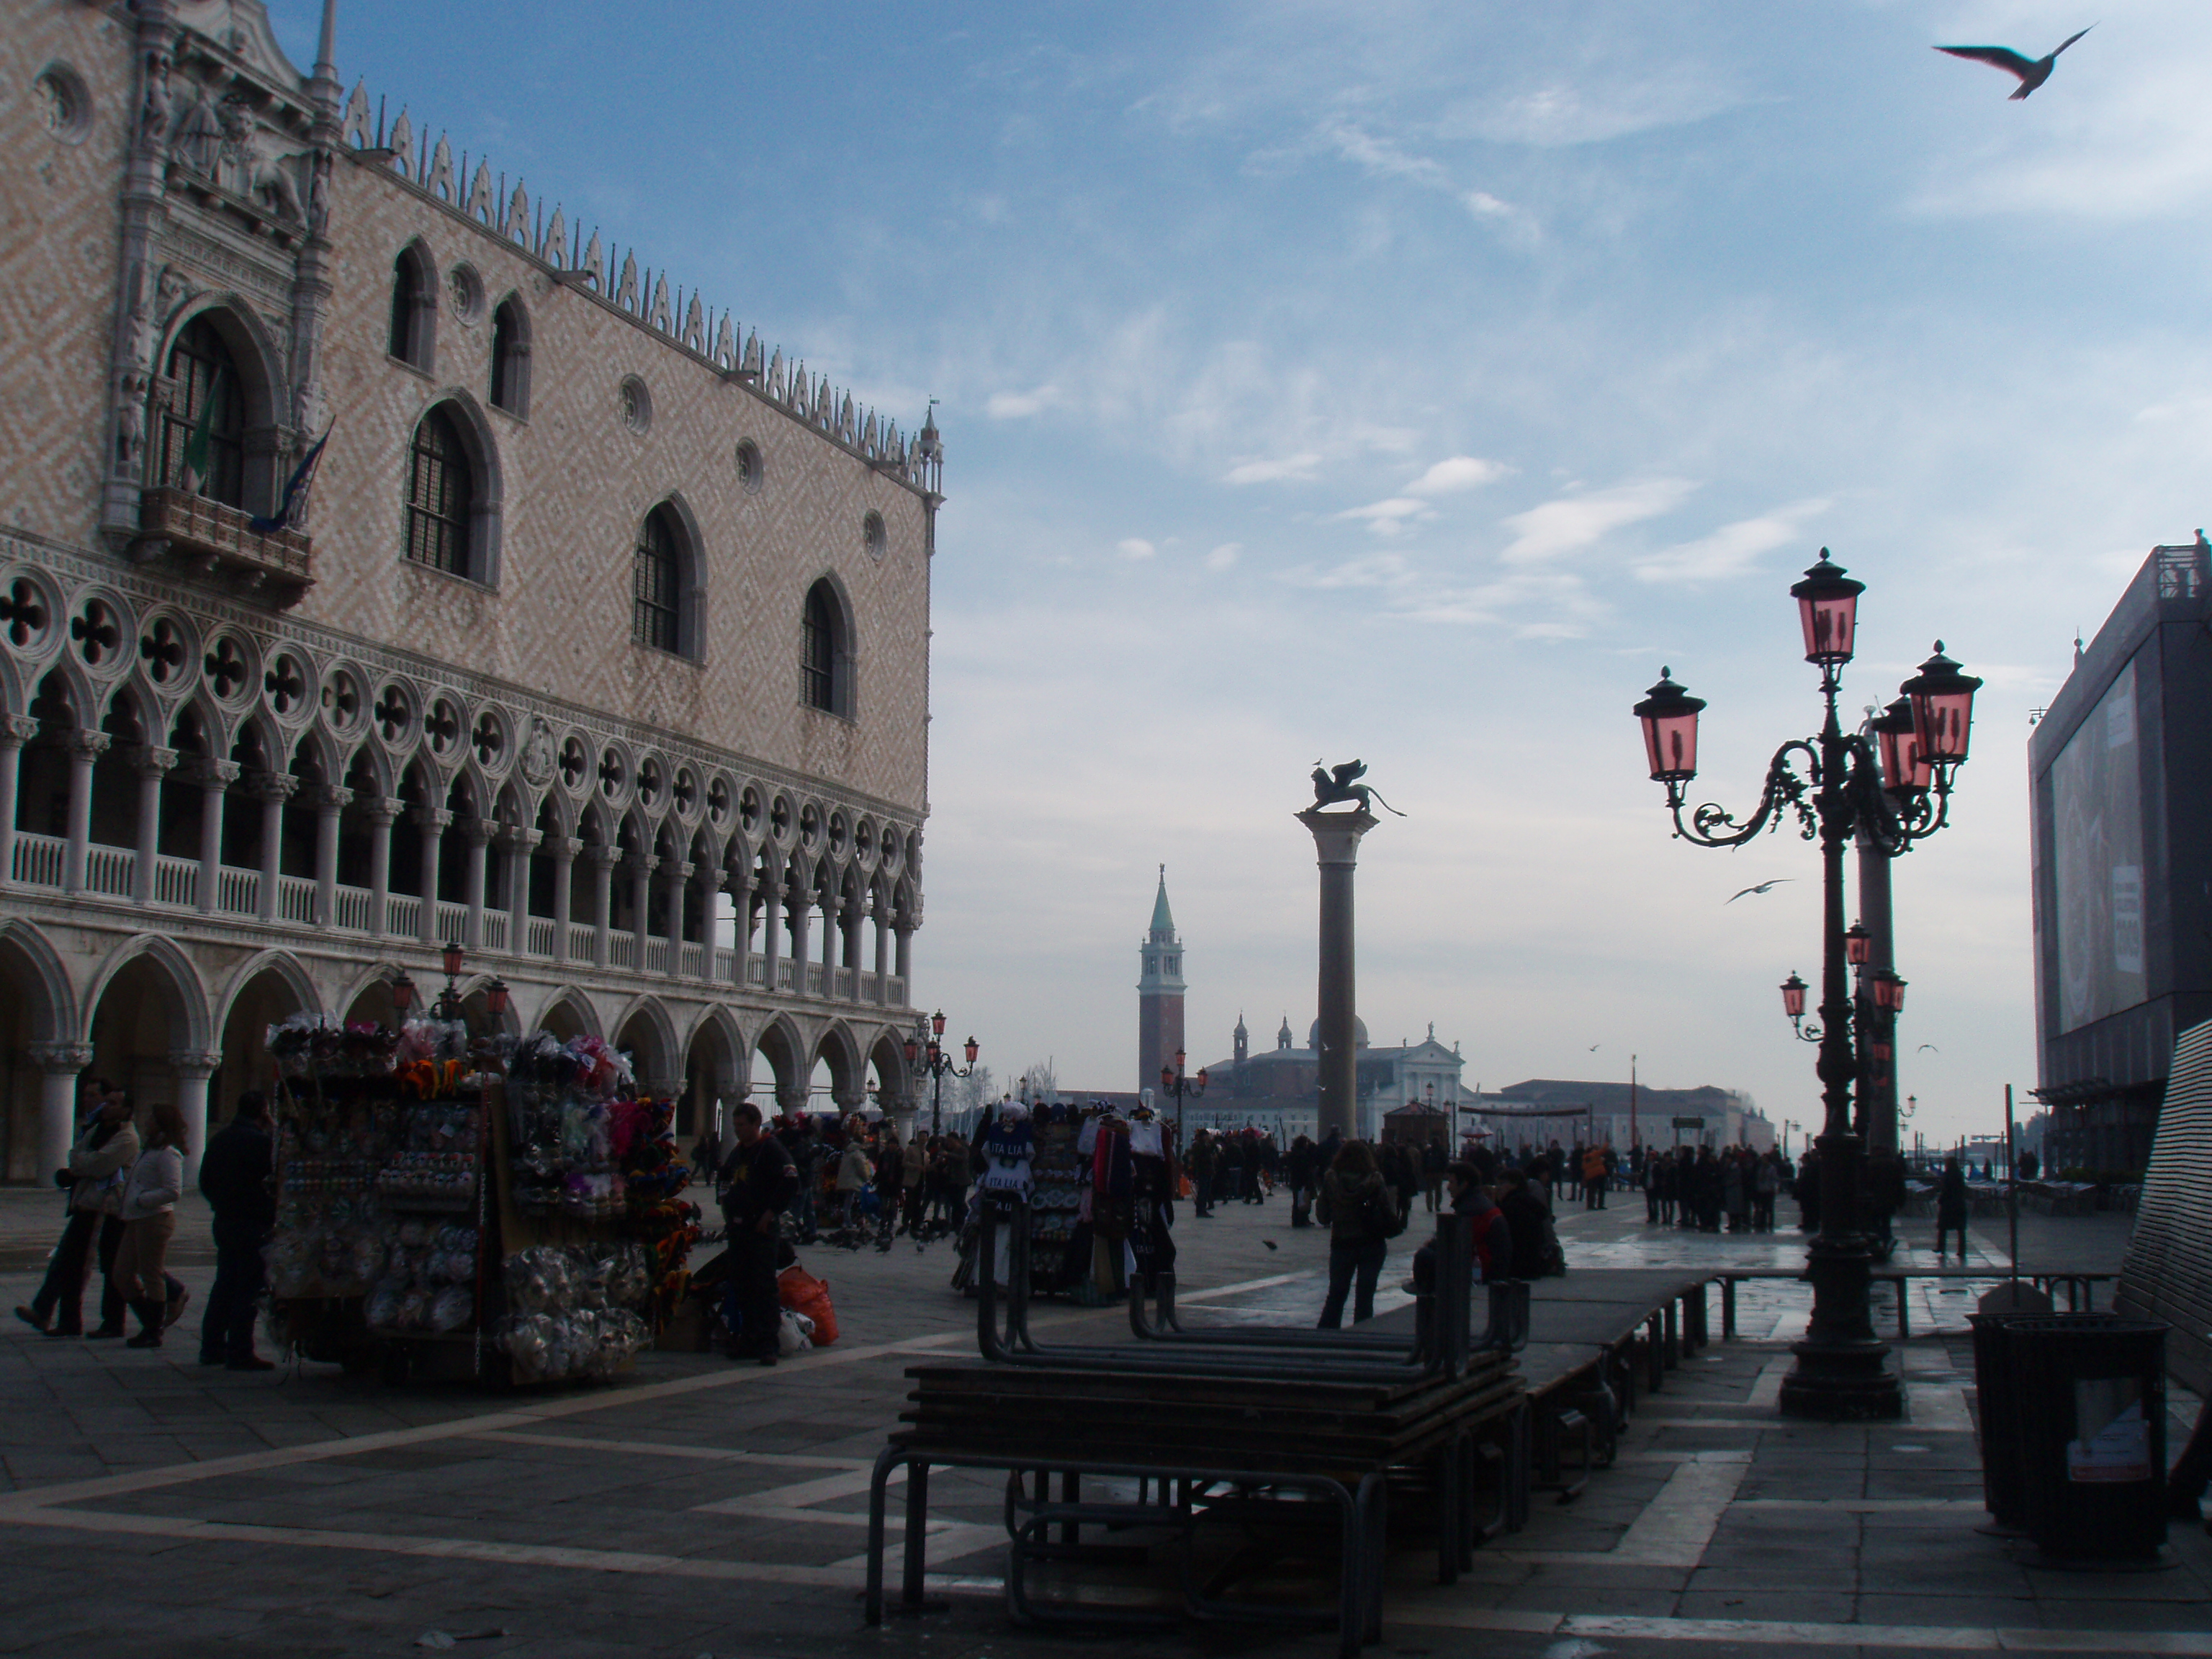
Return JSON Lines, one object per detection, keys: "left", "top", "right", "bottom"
{"left": 0, "top": 714, "right": 37, "bottom": 887}
{"left": 169, "top": 1048, "right": 221, "bottom": 1188}
{"left": 414, "top": 806, "right": 451, "bottom": 945}
{"left": 760, "top": 871, "right": 782, "bottom": 990}
{"left": 790, "top": 887, "right": 814, "bottom": 994}
{"left": 459, "top": 817, "right": 493, "bottom": 950}
{"left": 1298, "top": 805, "right": 1379, "bottom": 1141}
{"left": 363, "top": 797, "right": 400, "bottom": 935}
{"left": 725, "top": 863, "right": 752, "bottom": 989}
{"left": 310, "top": 783, "right": 351, "bottom": 926}
{"left": 588, "top": 843, "right": 617, "bottom": 967}
{"left": 504, "top": 824, "right": 541, "bottom": 956}
{"left": 776, "top": 1081, "right": 811, "bottom": 1120}
{"left": 873, "top": 898, "right": 890, "bottom": 1002}
{"left": 628, "top": 853, "right": 658, "bottom": 966}
{"left": 194, "top": 758, "right": 240, "bottom": 914}
{"left": 894, "top": 912, "right": 913, "bottom": 985}
{"left": 665, "top": 860, "right": 693, "bottom": 977}
{"left": 550, "top": 836, "right": 580, "bottom": 961}
{"left": 61, "top": 729, "right": 112, "bottom": 895}
{"left": 131, "top": 745, "right": 177, "bottom": 903}
{"left": 27, "top": 1041, "right": 94, "bottom": 1187}
{"left": 253, "top": 773, "right": 297, "bottom": 922}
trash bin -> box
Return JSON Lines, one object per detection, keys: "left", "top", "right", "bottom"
{"left": 1967, "top": 1313, "right": 2028, "bottom": 1533}
{"left": 2010, "top": 1314, "right": 2170, "bottom": 1564}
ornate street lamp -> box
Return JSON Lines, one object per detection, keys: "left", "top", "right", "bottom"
{"left": 434, "top": 941, "right": 467, "bottom": 1021}
{"left": 1159, "top": 1046, "right": 1208, "bottom": 1141}
{"left": 907, "top": 1010, "right": 978, "bottom": 1136}
{"left": 1633, "top": 548, "right": 1979, "bottom": 1421}
{"left": 388, "top": 970, "right": 417, "bottom": 1019}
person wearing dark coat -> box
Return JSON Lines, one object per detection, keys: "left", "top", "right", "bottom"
{"left": 197, "top": 1089, "right": 277, "bottom": 1369}
{"left": 1934, "top": 1155, "right": 1970, "bottom": 1261}
{"left": 1496, "top": 1168, "right": 1552, "bottom": 1280}
{"left": 1286, "top": 1135, "right": 1317, "bottom": 1227}
{"left": 719, "top": 1100, "right": 800, "bottom": 1364}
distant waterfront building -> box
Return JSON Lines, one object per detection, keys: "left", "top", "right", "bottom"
{"left": 1464, "top": 1080, "right": 1771, "bottom": 1155}
{"left": 2028, "top": 536, "right": 2212, "bottom": 1174}
{"left": 1201, "top": 1016, "right": 1463, "bottom": 1142}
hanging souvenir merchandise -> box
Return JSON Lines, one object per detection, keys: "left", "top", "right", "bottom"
{"left": 950, "top": 1101, "right": 1092, "bottom": 1297}
{"left": 262, "top": 1014, "right": 700, "bottom": 1385}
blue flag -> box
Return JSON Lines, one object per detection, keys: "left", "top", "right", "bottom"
{"left": 250, "top": 422, "right": 332, "bottom": 535}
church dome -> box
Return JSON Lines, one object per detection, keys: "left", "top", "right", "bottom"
{"left": 1308, "top": 1017, "right": 1370, "bottom": 1051}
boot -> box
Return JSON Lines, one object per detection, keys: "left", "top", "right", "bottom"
{"left": 124, "top": 1299, "right": 165, "bottom": 1349}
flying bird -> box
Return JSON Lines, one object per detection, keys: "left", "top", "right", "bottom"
{"left": 1934, "top": 27, "right": 2092, "bottom": 99}
{"left": 1918, "top": 1043, "right": 1941, "bottom": 1054}
{"left": 1588, "top": 1044, "right": 1601, "bottom": 1052}
{"left": 1727, "top": 880, "right": 1793, "bottom": 904}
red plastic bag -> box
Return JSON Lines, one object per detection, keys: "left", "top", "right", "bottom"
{"left": 778, "top": 1264, "right": 838, "bottom": 1346}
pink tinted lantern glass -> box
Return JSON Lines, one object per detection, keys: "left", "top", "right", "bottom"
{"left": 1875, "top": 696, "right": 1930, "bottom": 795}
{"left": 1902, "top": 642, "right": 1982, "bottom": 766}
{"left": 1780, "top": 972, "right": 1808, "bottom": 1020}
{"left": 1632, "top": 669, "right": 1706, "bottom": 783}
{"left": 1788, "top": 551, "right": 1864, "bottom": 667}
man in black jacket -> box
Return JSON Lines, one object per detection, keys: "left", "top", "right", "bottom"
{"left": 197, "top": 1089, "right": 276, "bottom": 1370}
{"left": 719, "top": 1100, "right": 799, "bottom": 1364}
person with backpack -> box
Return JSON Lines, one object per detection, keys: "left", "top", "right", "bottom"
{"left": 1316, "top": 1140, "right": 1397, "bottom": 1328}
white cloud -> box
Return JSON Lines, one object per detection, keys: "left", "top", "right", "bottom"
{"left": 1499, "top": 479, "right": 1696, "bottom": 565}
{"left": 986, "top": 384, "right": 1063, "bottom": 419}
{"left": 1336, "top": 496, "right": 1433, "bottom": 536}
{"left": 1406, "top": 455, "right": 1509, "bottom": 496}
{"left": 1442, "top": 76, "right": 1750, "bottom": 149}
{"left": 1116, "top": 538, "right": 1156, "bottom": 560}
{"left": 1318, "top": 121, "right": 1532, "bottom": 238}
{"left": 1223, "top": 451, "right": 1324, "bottom": 485}
{"left": 1280, "top": 552, "right": 1411, "bottom": 590}
{"left": 1205, "top": 542, "right": 1242, "bottom": 570}
{"left": 1633, "top": 498, "right": 1830, "bottom": 584}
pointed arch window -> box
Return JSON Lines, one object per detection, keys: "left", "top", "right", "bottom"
{"left": 405, "top": 406, "right": 474, "bottom": 575}
{"left": 388, "top": 242, "right": 436, "bottom": 371}
{"left": 633, "top": 506, "right": 682, "bottom": 654}
{"left": 490, "top": 297, "right": 530, "bottom": 416}
{"left": 799, "top": 579, "right": 854, "bottom": 716}
{"left": 157, "top": 317, "right": 246, "bottom": 508}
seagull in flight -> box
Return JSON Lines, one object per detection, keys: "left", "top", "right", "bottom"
{"left": 1918, "top": 1043, "right": 1941, "bottom": 1054}
{"left": 1726, "top": 879, "right": 1793, "bottom": 904}
{"left": 1934, "top": 27, "right": 2092, "bottom": 99}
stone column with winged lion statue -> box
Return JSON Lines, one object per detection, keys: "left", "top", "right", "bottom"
{"left": 1300, "top": 760, "right": 1399, "bottom": 1139}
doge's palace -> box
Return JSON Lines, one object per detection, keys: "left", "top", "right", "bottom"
{"left": 0, "top": 0, "right": 939, "bottom": 1178}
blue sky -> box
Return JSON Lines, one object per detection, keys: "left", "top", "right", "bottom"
{"left": 269, "top": 2, "right": 2211, "bottom": 1144}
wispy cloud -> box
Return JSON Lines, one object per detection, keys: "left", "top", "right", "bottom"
{"left": 1633, "top": 498, "right": 1828, "bottom": 584}
{"left": 1280, "top": 552, "right": 1412, "bottom": 590}
{"left": 1319, "top": 121, "right": 1534, "bottom": 239}
{"left": 1336, "top": 496, "right": 1432, "bottom": 536}
{"left": 1406, "top": 455, "right": 1509, "bottom": 495}
{"left": 1500, "top": 479, "right": 1696, "bottom": 565}
{"left": 1205, "top": 542, "right": 1242, "bottom": 570}
{"left": 986, "top": 384, "right": 1063, "bottom": 419}
{"left": 1223, "top": 451, "right": 1324, "bottom": 485}
{"left": 1116, "top": 537, "right": 1156, "bottom": 560}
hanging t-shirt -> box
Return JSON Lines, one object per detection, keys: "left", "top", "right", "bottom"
{"left": 979, "top": 1117, "right": 1035, "bottom": 1197}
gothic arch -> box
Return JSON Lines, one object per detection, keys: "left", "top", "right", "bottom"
{"left": 489, "top": 292, "right": 531, "bottom": 418}
{"left": 334, "top": 960, "right": 417, "bottom": 1025}
{"left": 753, "top": 1012, "right": 807, "bottom": 1108}
{"left": 0, "top": 920, "right": 77, "bottom": 1043}
{"left": 634, "top": 493, "right": 706, "bottom": 662}
{"left": 81, "top": 932, "right": 212, "bottom": 1051}
{"left": 801, "top": 570, "right": 856, "bottom": 718}
{"left": 611, "top": 993, "right": 679, "bottom": 1092}
{"left": 534, "top": 985, "right": 602, "bottom": 1041}
{"left": 389, "top": 239, "right": 439, "bottom": 372}
{"left": 405, "top": 391, "right": 505, "bottom": 585}
{"left": 814, "top": 1019, "right": 866, "bottom": 1108}
{"left": 866, "top": 1027, "right": 910, "bottom": 1112}
{"left": 212, "top": 948, "right": 323, "bottom": 1036}
{"left": 156, "top": 297, "right": 286, "bottom": 515}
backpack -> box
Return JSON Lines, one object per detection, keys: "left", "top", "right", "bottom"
{"left": 1362, "top": 1182, "right": 1406, "bottom": 1240}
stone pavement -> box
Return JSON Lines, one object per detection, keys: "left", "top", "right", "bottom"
{"left": 0, "top": 1184, "right": 2204, "bottom": 1658}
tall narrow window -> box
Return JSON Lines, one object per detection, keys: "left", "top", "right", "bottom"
{"left": 404, "top": 407, "right": 473, "bottom": 575}
{"left": 157, "top": 317, "right": 246, "bottom": 507}
{"left": 633, "top": 508, "right": 680, "bottom": 652}
{"left": 801, "top": 580, "right": 837, "bottom": 713}
{"left": 389, "top": 243, "right": 436, "bottom": 370}
{"left": 490, "top": 297, "right": 529, "bottom": 415}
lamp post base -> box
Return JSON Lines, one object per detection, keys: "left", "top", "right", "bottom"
{"left": 1779, "top": 1234, "right": 1904, "bottom": 1421}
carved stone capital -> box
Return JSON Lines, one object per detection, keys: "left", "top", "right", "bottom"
{"left": 63, "top": 729, "right": 113, "bottom": 762}
{"left": 498, "top": 824, "right": 543, "bottom": 855}
{"left": 168, "top": 1049, "right": 222, "bottom": 1080}
{"left": 251, "top": 771, "right": 300, "bottom": 804}
{"left": 361, "top": 796, "right": 405, "bottom": 827}
{"left": 555, "top": 836, "right": 583, "bottom": 860}
{"left": 670, "top": 860, "right": 696, "bottom": 882}
{"left": 2, "top": 715, "right": 39, "bottom": 746}
{"left": 134, "top": 745, "right": 179, "bottom": 777}
{"left": 629, "top": 853, "right": 662, "bottom": 878}
{"left": 192, "top": 758, "right": 241, "bottom": 789}
{"left": 310, "top": 783, "right": 354, "bottom": 812}
{"left": 586, "top": 843, "right": 622, "bottom": 871}
{"left": 459, "top": 816, "right": 498, "bottom": 848}
{"left": 413, "top": 806, "right": 454, "bottom": 833}
{"left": 26, "top": 1041, "right": 96, "bottom": 1074}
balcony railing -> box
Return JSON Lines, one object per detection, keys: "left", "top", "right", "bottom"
{"left": 138, "top": 487, "right": 313, "bottom": 608}
{"left": 6, "top": 837, "right": 915, "bottom": 1008}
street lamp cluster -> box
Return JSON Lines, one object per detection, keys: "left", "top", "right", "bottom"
{"left": 389, "top": 941, "right": 508, "bottom": 1026}
{"left": 904, "top": 1010, "right": 978, "bottom": 1136}
{"left": 1159, "top": 1049, "right": 1207, "bottom": 1137}
{"left": 1634, "top": 549, "right": 1981, "bottom": 1421}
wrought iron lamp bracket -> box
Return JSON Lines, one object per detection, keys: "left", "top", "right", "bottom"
{"left": 1670, "top": 739, "right": 1820, "bottom": 847}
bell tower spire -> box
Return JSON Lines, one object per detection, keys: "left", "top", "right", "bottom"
{"left": 1136, "top": 865, "right": 1187, "bottom": 1097}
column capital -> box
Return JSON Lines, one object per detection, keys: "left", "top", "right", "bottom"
{"left": 459, "top": 815, "right": 498, "bottom": 848}
{"left": 498, "top": 824, "right": 544, "bottom": 855}
{"left": 133, "top": 745, "right": 179, "bottom": 777}
{"left": 2, "top": 714, "right": 37, "bottom": 745}
{"left": 191, "top": 758, "right": 241, "bottom": 789}
{"left": 310, "top": 783, "right": 354, "bottom": 812}
{"left": 26, "top": 1040, "right": 95, "bottom": 1075}
{"left": 775, "top": 1084, "right": 811, "bottom": 1115}
{"left": 413, "top": 806, "right": 454, "bottom": 832}
{"left": 361, "top": 796, "right": 405, "bottom": 827}
{"left": 629, "top": 853, "right": 662, "bottom": 878}
{"left": 557, "top": 836, "right": 584, "bottom": 860}
{"left": 63, "top": 729, "right": 112, "bottom": 761}
{"left": 586, "top": 842, "right": 622, "bottom": 870}
{"left": 168, "top": 1049, "right": 222, "bottom": 1079}
{"left": 251, "top": 771, "right": 300, "bottom": 804}
{"left": 670, "top": 860, "right": 696, "bottom": 881}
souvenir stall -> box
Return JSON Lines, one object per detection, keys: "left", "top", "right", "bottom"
{"left": 263, "top": 999, "right": 699, "bottom": 1387}
{"left": 950, "top": 1103, "right": 1176, "bottom": 1301}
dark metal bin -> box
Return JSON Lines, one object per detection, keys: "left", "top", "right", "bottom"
{"left": 2009, "top": 1315, "right": 2170, "bottom": 1564}
{"left": 1967, "top": 1313, "right": 2030, "bottom": 1532}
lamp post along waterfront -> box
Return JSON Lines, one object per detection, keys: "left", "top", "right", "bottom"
{"left": 1634, "top": 550, "right": 1980, "bottom": 1421}
{"left": 1160, "top": 1048, "right": 1208, "bottom": 1142}
{"left": 903, "top": 1010, "right": 978, "bottom": 1138}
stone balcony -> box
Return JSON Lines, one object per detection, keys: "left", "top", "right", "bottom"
{"left": 136, "top": 487, "right": 315, "bottom": 608}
